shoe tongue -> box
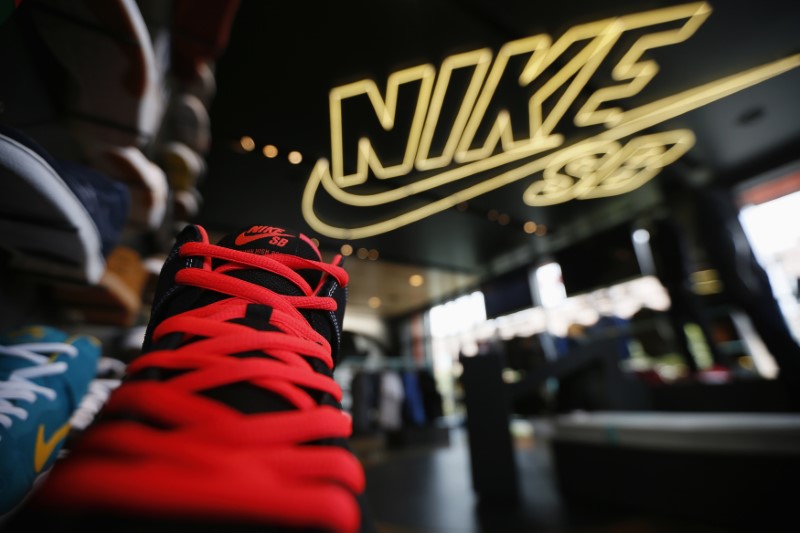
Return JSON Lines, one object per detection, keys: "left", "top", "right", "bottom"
{"left": 213, "top": 225, "right": 323, "bottom": 293}
{"left": 219, "top": 225, "right": 320, "bottom": 260}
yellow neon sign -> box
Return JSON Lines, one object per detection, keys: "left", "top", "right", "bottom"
{"left": 302, "top": 2, "right": 800, "bottom": 239}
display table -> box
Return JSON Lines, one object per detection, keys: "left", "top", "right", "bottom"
{"left": 550, "top": 411, "right": 800, "bottom": 528}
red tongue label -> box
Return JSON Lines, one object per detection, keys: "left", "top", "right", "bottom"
{"left": 234, "top": 226, "right": 295, "bottom": 247}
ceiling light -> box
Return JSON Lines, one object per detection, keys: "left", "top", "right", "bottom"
{"left": 357, "top": 248, "right": 369, "bottom": 259}
{"left": 288, "top": 151, "right": 303, "bottom": 164}
{"left": 368, "top": 296, "right": 381, "bottom": 309}
{"left": 535, "top": 224, "right": 548, "bottom": 236}
{"left": 487, "top": 209, "right": 498, "bottom": 221}
{"left": 240, "top": 136, "right": 255, "bottom": 152}
{"left": 262, "top": 144, "right": 278, "bottom": 158}
{"left": 409, "top": 274, "right": 424, "bottom": 287}
{"left": 498, "top": 213, "right": 510, "bottom": 225}
{"left": 368, "top": 249, "right": 379, "bottom": 260}
{"left": 524, "top": 221, "right": 538, "bottom": 234}
{"left": 340, "top": 244, "right": 353, "bottom": 256}
{"left": 310, "top": 237, "right": 320, "bottom": 248}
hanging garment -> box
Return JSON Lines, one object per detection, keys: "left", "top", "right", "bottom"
{"left": 417, "top": 369, "right": 444, "bottom": 421}
{"left": 378, "top": 370, "right": 404, "bottom": 431}
{"left": 401, "top": 369, "right": 426, "bottom": 427}
{"left": 350, "top": 370, "right": 377, "bottom": 435}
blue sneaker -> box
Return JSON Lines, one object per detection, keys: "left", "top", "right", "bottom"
{"left": 0, "top": 125, "right": 130, "bottom": 284}
{"left": 0, "top": 326, "right": 101, "bottom": 518}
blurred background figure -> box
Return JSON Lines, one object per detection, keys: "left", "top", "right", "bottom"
{"left": 692, "top": 186, "right": 800, "bottom": 402}
{"left": 647, "top": 212, "right": 728, "bottom": 375}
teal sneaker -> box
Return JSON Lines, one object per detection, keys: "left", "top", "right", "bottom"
{"left": 0, "top": 326, "right": 101, "bottom": 518}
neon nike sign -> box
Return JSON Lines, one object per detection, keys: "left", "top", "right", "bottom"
{"left": 302, "top": 2, "right": 800, "bottom": 239}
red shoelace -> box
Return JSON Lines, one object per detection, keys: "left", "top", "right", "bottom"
{"left": 35, "top": 232, "right": 365, "bottom": 533}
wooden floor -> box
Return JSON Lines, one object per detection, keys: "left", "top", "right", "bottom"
{"left": 352, "top": 419, "right": 732, "bottom": 533}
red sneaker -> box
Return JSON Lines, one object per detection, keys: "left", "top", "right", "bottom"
{"left": 11, "top": 224, "right": 366, "bottom": 532}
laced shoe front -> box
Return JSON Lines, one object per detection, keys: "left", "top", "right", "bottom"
{"left": 19, "top": 224, "right": 366, "bottom": 533}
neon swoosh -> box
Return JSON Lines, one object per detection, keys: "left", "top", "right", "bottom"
{"left": 303, "top": 54, "right": 800, "bottom": 239}
{"left": 35, "top": 421, "right": 71, "bottom": 473}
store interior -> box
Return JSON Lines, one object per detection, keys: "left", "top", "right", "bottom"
{"left": 1, "top": 0, "right": 800, "bottom": 531}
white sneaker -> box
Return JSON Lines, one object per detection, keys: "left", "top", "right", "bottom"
{"left": 91, "top": 147, "right": 168, "bottom": 231}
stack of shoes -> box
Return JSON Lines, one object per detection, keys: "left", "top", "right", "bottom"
{"left": 26, "top": 0, "right": 170, "bottom": 233}
{"left": 155, "top": 0, "right": 242, "bottom": 225}
{"left": 156, "top": 140, "right": 205, "bottom": 224}
{"left": 5, "top": 0, "right": 244, "bottom": 242}
{"left": 163, "top": 93, "right": 212, "bottom": 155}
{"left": 0, "top": 326, "right": 101, "bottom": 520}
{"left": 169, "top": 0, "right": 241, "bottom": 108}
{"left": 52, "top": 245, "right": 148, "bottom": 328}
{"left": 90, "top": 146, "right": 169, "bottom": 232}
{"left": 22, "top": 0, "right": 243, "bottom": 233}
{"left": 0, "top": 125, "right": 129, "bottom": 284}
{"left": 26, "top": 0, "right": 165, "bottom": 150}
{"left": 4, "top": 223, "right": 372, "bottom": 533}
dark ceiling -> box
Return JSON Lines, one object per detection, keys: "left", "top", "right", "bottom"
{"left": 198, "top": 0, "right": 800, "bottom": 279}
